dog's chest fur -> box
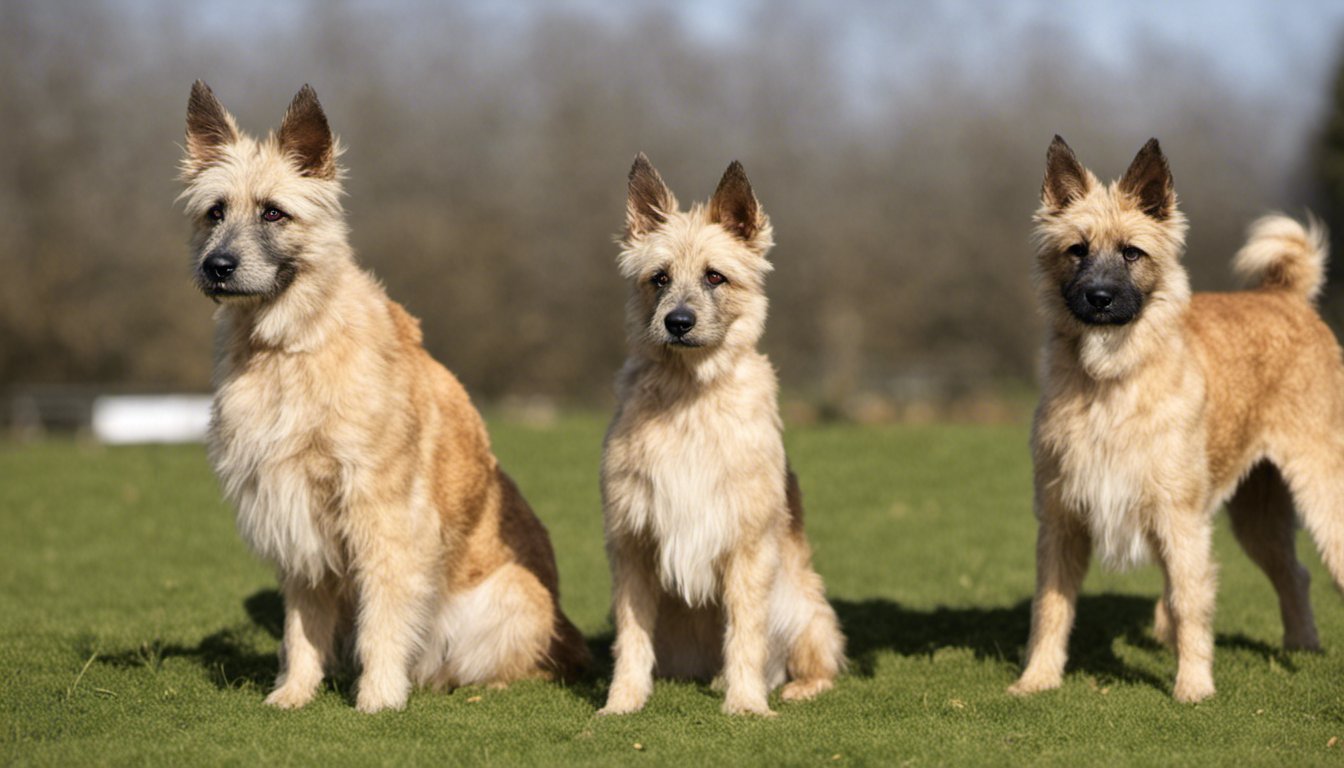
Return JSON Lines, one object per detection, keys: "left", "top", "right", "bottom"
{"left": 210, "top": 346, "right": 351, "bottom": 582}
{"left": 607, "top": 359, "right": 786, "bottom": 606}
{"left": 1045, "top": 391, "right": 1151, "bottom": 569}
{"left": 1038, "top": 360, "right": 1202, "bottom": 570}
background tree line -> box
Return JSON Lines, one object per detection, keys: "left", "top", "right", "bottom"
{"left": 3, "top": 0, "right": 1342, "bottom": 418}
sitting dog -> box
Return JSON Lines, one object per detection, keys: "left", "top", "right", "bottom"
{"left": 179, "top": 82, "right": 587, "bottom": 712}
{"left": 599, "top": 155, "right": 845, "bottom": 716}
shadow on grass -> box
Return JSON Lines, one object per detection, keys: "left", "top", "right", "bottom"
{"left": 92, "top": 588, "right": 1298, "bottom": 705}
{"left": 835, "top": 593, "right": 1164, "bottom": 689}
{"left": 95, "top": 590, "right": 286, "bottom": 693}
{"left": 835, "top": 592, "right": 1298, "bottom": 693}
{"left": 557, "top": 631, "right": 617, "bottom": 708}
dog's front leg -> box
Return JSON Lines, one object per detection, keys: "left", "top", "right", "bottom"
{"left": 265, "top": 573, "right": 340, "bottom": 709}
{"left": 600, "top": 535, "right": 660, "bottom": 715}
{"left": 720, "top": 539, "right": 779, "bottom": 716}
{"left": 1009, "top": 486, "right": 1090, "bottom": 697}
{"left": 1153, "top": 508, "right": 1217, "bottom": 703}
{"left": 350, "top": 513, "right": 435, "bottom": 714}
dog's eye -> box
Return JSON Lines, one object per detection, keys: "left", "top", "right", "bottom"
{"left": 1066, "top": 243, "right": 1088, "bottom": 258}
{"left": 261, "top": 207, "right": 288, "bottom": 223}
{"left": 705, "top": 270, "right": 727, "bottom": 286}
{"left": 1122, "top": 246, "right": 1146, "bottom": 263}
{"left": 650, "top": 271, "right": 670, "bottom": 288}
{"left": 207, "top": 204, "right": 225, "bottom": 223}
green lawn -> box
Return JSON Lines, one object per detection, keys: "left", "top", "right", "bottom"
{"left": 2, "top": 416, "right": 1342, "bottom": 766}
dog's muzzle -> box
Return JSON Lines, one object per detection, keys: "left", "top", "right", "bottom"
{"left": 1064, "top": 270, "right": 1144, "bottom": 326}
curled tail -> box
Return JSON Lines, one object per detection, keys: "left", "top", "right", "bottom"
{"left": 1232, "top": 213, "right": 1329, "bottom": 302}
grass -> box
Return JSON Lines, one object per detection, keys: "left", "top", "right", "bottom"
{"left": 2, "top": 415, "right": 1343, "bottom": 766}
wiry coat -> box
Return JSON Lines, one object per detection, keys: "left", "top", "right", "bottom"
{"left": 180, "top": 82, "right": 586, "bottom": 714}
{"left": 599, "top": 156, "right": 845, "bottom": 716}
{"left": 1011, "top": 136, "right": 1344, "bottom": 704}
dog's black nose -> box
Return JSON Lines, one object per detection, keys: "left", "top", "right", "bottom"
{"left": 203, "top": 253, "right": 238, "bottom": 282}
{"left": 664, "top": 308, "right": 696, "bottom": 337}
{"left": 1085, "top": 287, "right": 1113, "bottom": 309}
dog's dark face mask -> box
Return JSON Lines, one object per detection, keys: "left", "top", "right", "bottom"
{"left": 1035, "top": 135, "right": 1185, "bottom": 332}
{"left": 1061, "top": 247, "right": 1145, "bottom": 325}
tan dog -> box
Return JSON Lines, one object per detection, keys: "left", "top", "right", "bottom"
{"left": 599, "top": 155, "right": 845, "bottom": 716}
{"left": 179, "top": 82, "right": 587, "bottom": 713}
{"left": 1011, "top": 135, "right": 1344, "bottom": 703}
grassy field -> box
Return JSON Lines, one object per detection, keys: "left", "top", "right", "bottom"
{"left": 2, "top": 416, "right": 1343, "bottom": 766}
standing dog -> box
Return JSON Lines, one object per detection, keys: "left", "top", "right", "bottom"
{"left": 1011, "top": 135, "right": 1344, "bottom": 702}
{"left": 599, "top": 155, "right": 845, "bottom": 716}
{"left": 179, "top": 82, "right": 587, "bottom": 713}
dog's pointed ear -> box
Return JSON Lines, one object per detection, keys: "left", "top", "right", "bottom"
{"left": 184, "top": 80, "right": 238, "bottom": 174}
{"left": 278, "top": 84, "right": 337, "bottom": 180}
{"left": 626, "top": 153, "right": 677, "bottom": 240}
{"left": 1119, "top": 138, "right": 1175, "bottom": 220}
{"left": 1042, "top": 135, "right": 1091, "bottom": 210}
{"left": 709, "top": 161, "right": 767, "bottom": 245}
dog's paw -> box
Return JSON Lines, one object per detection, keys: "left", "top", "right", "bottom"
{"left": 598, "top": 683, "right": 650, "bottom": 716}
{"left": 596, "top": 703, "right": 643, "bottom": 716}
{"left": 780, "top": 678, "right": 833, "bottom": 702}
{"left": 1173, "top": 674, "right": 1215, "bottom": 704}
{"left": 355, "top": 672, "right": 411, "bottom": 714}
{"left": 722, "top": 694, "right": 776, "bottom": 717}
{"left": 355, "top": 690, "right": 409, "bottom": 714}
{"left": 264, "top": 682, "right": 317, "bottom": 710}
{"left": 1006, "top": 674, "right": 1060, "bottom": 697}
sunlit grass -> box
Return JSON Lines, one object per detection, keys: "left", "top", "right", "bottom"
{"left": 2, "top": 418, "right": 1342, "bottom": 765}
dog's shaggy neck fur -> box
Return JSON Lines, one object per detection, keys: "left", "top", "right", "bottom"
{"left": 1050, "top": 272, "right": 1191, "bottom": 383}
{"left": 215, "top": 244, "right": 359, "bottom": 355}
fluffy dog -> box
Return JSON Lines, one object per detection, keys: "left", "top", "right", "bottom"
{"left": 179, "top": 82, "right": 587, "bottom": 713}
{"left": 599, "top": 155, "right": 845, "bottom": 716}
{"left": 1011, "top": 135, "right": 1344, "bottom": 702}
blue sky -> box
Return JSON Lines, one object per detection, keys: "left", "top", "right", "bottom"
{"left": 171, "top": 0, "right": 1344, "bottom": 104}
{"left": 122, "top": 0, "right": 1344, "bottom": 144}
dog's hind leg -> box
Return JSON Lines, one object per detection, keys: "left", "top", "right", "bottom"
{"left": 779, "top": 598, "right": 844, "bottom": 702}
{"left": 266, "top": 573, "right": 341, "bottom": 709}
{"left": 773, "top": 470, "right": 844, "bottom": 702}
{"left": 1227, "top": 463, "right": 1320, "bottom": 651}
{"left": 419, "top": 564, "right": 560, "bottom": 690}
{"left": 1152, "top": 578, "right": 1176, "bottom": 648}
{"left": 1278, "top": 446, "right": 1344, "bottom": 601}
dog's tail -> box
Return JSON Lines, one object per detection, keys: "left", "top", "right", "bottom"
{"left": 1232, "top": 213, "right": 1329, "bottom": 303}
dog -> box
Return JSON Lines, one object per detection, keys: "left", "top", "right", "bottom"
{"left": 1010, "top": 135, "right": 1344, "bottom": 703}
{"left": 179, "top": 82, "right": 587, "bottom": 713}
{"left": 598, "top": 155, "right": 845, "bottom": 716}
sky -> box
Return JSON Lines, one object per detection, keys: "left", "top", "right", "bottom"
{"left": 154, "top": 0, "right": 1344, "bottom": 127}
